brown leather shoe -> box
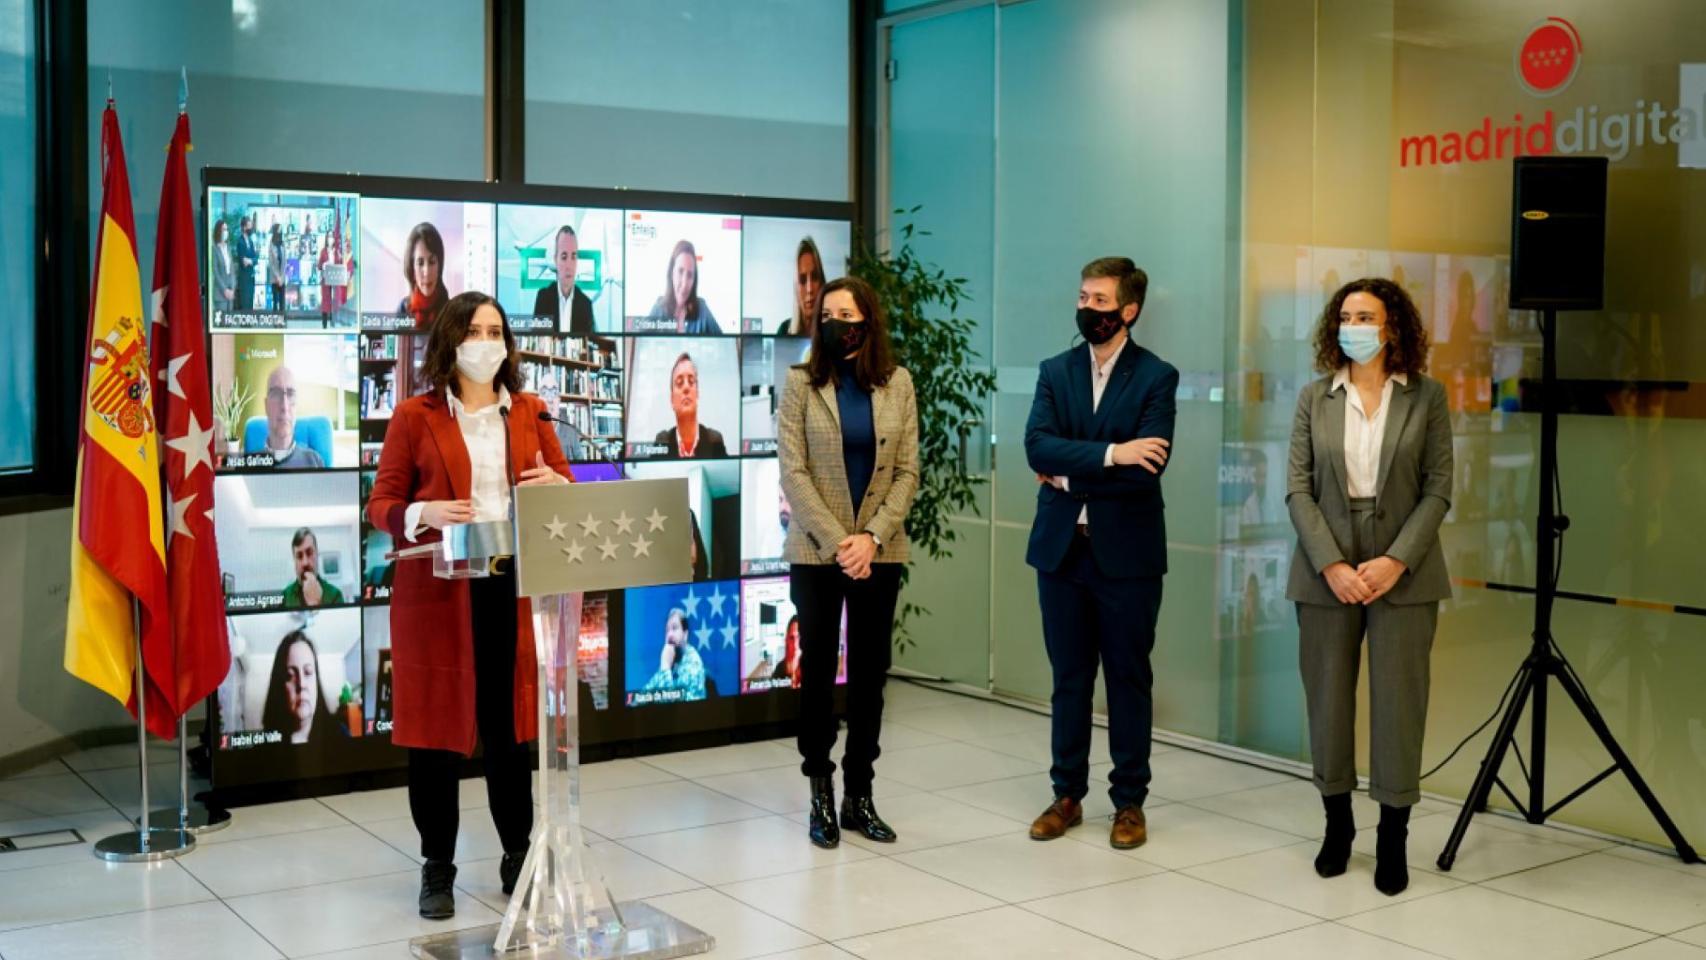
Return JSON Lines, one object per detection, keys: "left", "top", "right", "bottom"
{"left": 1029, "top": 797, "right": 1083, "bottom": 840}
{"left": 1110, "top": 806, "right": 1147, "bottom": 849}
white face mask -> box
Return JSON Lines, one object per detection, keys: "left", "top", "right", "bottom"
{"left": 455, "top": 339, "right": 507, "bottom": 384}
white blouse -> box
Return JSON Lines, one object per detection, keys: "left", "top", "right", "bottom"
{"left": 1332, "top": 367, "right": 1406, "bottom": 499}
{"left": 404, "top": 387, "right": 513, "bottom": 541}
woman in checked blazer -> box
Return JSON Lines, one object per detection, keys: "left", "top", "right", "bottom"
{"left": 1287, "top": 277, "right": 1452, "bottom": 899}
{"left": 777, "top": 275, "right": 920, "bottom": 850}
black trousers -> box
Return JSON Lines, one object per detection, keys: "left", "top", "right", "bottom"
{"left": 1037, "top": 533, "right": 1163, "bottom": 810}
{"left": 407, "top": 568, "right": 534, "bottom": 862}
{"left": 792, "top": 562, "right": 901, "bottom": 796}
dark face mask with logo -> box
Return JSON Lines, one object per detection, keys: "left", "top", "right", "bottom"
{"left": 821, "top": 318, "right": 869, "bottom": 357}
{"left": 1076, "top": 305, "right": 1128, "bottom": 346}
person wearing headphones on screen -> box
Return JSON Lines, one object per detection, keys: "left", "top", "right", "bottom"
{"left": 367, "top": 291, "right": 572, "bottom": 921}
{"left": 778, "top": 275, "right": 920, "bottom": 850}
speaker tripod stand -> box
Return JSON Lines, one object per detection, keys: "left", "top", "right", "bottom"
{"left": 1436, "top": 307, "right": 1698, "bottom": 871}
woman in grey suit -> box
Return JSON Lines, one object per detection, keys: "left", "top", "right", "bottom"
{"left": 1287, "top": 277, "right": 1452, "bottom": 897}
{"left": 777, "top": 275, "right": 920, "bottom": 850}
{"left": 211, "top": 220, "right": 236, "bottom": 315}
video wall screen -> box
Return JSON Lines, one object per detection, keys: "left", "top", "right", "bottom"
{"left": 204, "top": 177, "right": 852, "bottom": 786}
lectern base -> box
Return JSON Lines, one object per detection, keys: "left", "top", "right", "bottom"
{"left": 408, "top": 902, "right": 715, "bottom": 960}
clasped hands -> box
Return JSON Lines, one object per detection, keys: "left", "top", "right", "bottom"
{"left": 836, "top": 533, "right": 877, "bottom": 580}
{"left": 1324, "top": 557, "right": 1406, "bottom": 606}
{"left": 420, "top": 454, "right": 567, "bottom": 529}
{"left": 1037, "top": 436, "right": 1170, "bottom": 488}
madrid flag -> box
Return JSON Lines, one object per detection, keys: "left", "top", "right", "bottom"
{"left": 65, "top": 105, "right": 175, "bottom": 738}
{"left": 150, "top": 110, "right": 231, "bottom": 723}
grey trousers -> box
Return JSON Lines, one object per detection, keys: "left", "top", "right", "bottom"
{"left": 1296, "top": 498, "right": 1438, "bottom": 808}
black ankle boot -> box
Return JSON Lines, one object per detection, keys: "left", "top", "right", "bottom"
{"left": 1315, "top": 792, "right": 1355, "bottom": 878}
{"left": 418, "top": 858, "right": 457, "bottom": 920}
{"left": 1374, "top": 803, "right": 1411, "bottom": 895}
{"left": 808, "top": 776, "right": 840, "bottom": 849}
{"left": 840, "top": 793, "right": 897, "bottom": 843}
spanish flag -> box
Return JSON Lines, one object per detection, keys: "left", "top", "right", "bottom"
{"left": 65, "top": 104, "right": 174, "bottom": 737}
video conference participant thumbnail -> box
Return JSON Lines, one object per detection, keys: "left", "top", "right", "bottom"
{"left": 740, "top": 458, "right": 788, "bottom": 576}
{"left": 210, "top": 333, "right": 359, "bottom": 469}
{"left": 624, "top": 211, "right": 741, "bottom": 335}
{"left": 207, "top": 187, "right": 359, "bottom": 330}
{"left": 359, "top": 197, "right": 495, "bottom": 331}
{"left": 360, "top": 472, "right": 395, "bottom": 601}
{"left": 741, "top": 217, "right": 851, "bottom": 336}
{"left": 738, "top": 576, "right": 846, "bottom": 693}
{"left": 495, "top": 204, "right": 626, "bottom": 335}
{"left": 216, "top": 608, "right": 363, "bottom": 749}
{"left": 625, "top": 460, "right": 741, "bottom": 581}
{"left": 740, "top": 335, "right": 811, "bottom": 454}
{"left": 623, "top": 337, "right": 739, "bottom": 460}
{"left": 623, "top": 581, "right": 742, "bottom": 706}
{"left": 212, "top": 472, "right": 361, "bottom": 613}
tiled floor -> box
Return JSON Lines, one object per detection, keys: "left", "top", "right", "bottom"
{"left": 1, "top": 681, "right": 1703, "bottom": 960}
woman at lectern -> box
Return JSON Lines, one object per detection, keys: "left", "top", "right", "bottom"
{"left": 1285, "top": 277, "right": 1452, "bottom": 898}
{"left": 777, "top": 276, "right": 920, "bottom": 850}
{"left": 366, "top": 291, "right": 572, "bottom": 921}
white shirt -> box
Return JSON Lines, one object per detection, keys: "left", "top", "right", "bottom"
{"left": 558, "top": 288, "right": 575, "bottom": 334}
{"left": 1059, "top": 339, "right": 1124, "bottom": 524}
{"left": 404, "top": 386, "right": 513, "bottom": 541}
{"left": 1333, "top": 367, "right": 1406, "bottom": 499}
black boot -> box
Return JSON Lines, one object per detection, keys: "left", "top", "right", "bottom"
{"left": 1374, "top": 803, "right": 1411, "bottom": 896}
{"left": 500, "top": 850, "right": 527, "bottom": 895}
{"left": 418, "top": 859, "right": 457, "bottom": 920}
{"left": 808, "top": 776, "right": 840, "bottom": 849}
{"left": 840, "top": 793, "right": 897, "bottom": 843}
{"left": 1314, "top": 792, "right": 1355, "bottom": 878}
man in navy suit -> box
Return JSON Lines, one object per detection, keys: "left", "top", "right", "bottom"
{"left": 235, "top": 215, "right": 258, "bottom": 312}
{"left": 1024, "top": 257, "right": 1177, "bottom": 850}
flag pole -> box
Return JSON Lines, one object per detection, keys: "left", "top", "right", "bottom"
{"left": 94, "top": 600, "right": 195, "bottom": 862}
{"left": 140, "top": 715, "right": 230, "bottom": 834}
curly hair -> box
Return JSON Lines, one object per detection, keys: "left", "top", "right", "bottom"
{"left": 1312, "top": 277, "right": 1430, "bottom": 378}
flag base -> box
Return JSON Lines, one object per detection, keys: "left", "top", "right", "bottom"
{"left": 408, "top": 901, "right": 714, "bottom": 960}
{"left": 93, "top": 827, "right": 195, "bottom": 862}
{"left": 138, "top": 805, "right": 231, "bottom": 835}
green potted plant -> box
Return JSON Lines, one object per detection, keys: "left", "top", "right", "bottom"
{"left": 211, "top": 378, "right": 254, "bottom": 461}
{"left": 848, "top": 207, "right": 997, "bottom": 652}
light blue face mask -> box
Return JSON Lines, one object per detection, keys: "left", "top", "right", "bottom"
{"left": 1338, "top": 324, "right": 1384, "bottom": 365}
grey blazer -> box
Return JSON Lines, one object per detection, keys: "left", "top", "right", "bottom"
{"left": 211, "top": 244, "right": 236, "bottom": 302}
{"left": 1285, "top": 373, "right": 1453, "bottom": 606}
{"left": 777, "top": 365, "right": 920, "bottom": 565}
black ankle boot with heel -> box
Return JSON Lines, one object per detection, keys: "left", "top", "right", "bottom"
{"left": 1374, "top": 803, "right": 1411, "bottom": 895}
{"left": 1314, "top": 792, "right": 1355, "bottom": 878}
{"left": 808, "top": 776, "right": 841, "bottom": 849}
{"left": 840, "top": 793, "right": 897, "bottom": 843}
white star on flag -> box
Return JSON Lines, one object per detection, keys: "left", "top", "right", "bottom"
{"left": 598, "top": 539, "right": 619, "bottom": 560}
{"left": 579, "top": 514, "right": 602, "bottom": 537}
{"left": 164, "top": 409, "right": 216, "bottom": 481}
{"left": 563, "top": 540, "right": 586, "bottom": 564}
{"left": 645, "top": 508, "right": 668, "bottom": 532}
{"left": 170, "top": 491, "right": 198, "bottom": 539}
{"left": 159, "top": 353, "right": 191, "bottom": 401}
{"left": 613, "top": 511, "right": 635, "bottom": 534}
{"left": 544, "top": 515, "right": 567, "bottom": 540}
{"left": 150, "top": 286, "right": 168, "bottom": 327}
{"left": 631, "top": 534, "right": 652, "bottom": 558}
{"left": 720, "top": 624, "right": 738, "bottom": 650}
{"left": 706, "top": 585, "right": 728, "bottom": 618}
{"left": 682, "top": 586, "right": 705, "bottom": 620}
{"left": 694, "top": 626, "right": 713, "bottom": 650}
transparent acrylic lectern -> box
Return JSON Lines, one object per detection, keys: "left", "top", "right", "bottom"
{"left": 401, "top": 479, "right": 714, "bottom": 960}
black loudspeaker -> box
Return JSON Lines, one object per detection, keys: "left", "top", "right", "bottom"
{"left": 1509, "top": 156, "right": 1607, "bottom": 310}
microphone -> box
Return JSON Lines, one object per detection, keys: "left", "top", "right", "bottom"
{"left": 538, "top": 410, "right": 625, "bottom": 480}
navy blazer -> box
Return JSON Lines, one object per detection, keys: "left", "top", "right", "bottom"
{"left": 1024, "top": 341, "right": 1179, "bottom": 579}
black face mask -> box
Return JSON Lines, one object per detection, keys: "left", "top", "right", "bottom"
{"left": 822, "top": 318, "right": 868, "bottom": 357}
{"left": 1076, "top": 305, "right": 1128, "bottom": 345}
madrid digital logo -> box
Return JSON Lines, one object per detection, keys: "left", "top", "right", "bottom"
{"left": 1399, "top": 16, "right": 1706, "bottom": 167}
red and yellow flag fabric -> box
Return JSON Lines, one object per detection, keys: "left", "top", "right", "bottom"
{"left": 65, "top": 104, "right": 175, "bottom": 737}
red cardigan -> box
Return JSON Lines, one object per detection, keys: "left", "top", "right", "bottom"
{"left": 366, "top": 389, "right": 572, "bottom": 755}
